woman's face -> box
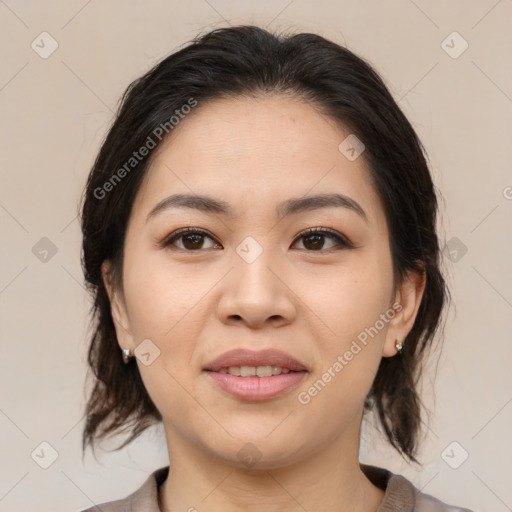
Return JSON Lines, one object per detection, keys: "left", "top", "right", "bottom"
{"left": 105, "top": 95, "right": 423, "bottom": 469}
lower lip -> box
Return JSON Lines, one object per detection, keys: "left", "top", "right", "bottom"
{"left": 205, "top": 371, "right": 307, "bottom": 401}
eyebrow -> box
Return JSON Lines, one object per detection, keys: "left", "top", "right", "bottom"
{"left": 277, "top": 193, "right": 368, "bottom": 223}
{"left": 146, "top": 192, "right": 368, "bottom": 223}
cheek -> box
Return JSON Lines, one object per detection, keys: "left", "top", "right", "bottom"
{"left": 120, "top": 253, "right": 209, "bottom": 418}
{"left": 122, "top": 247, "right": 206, "bottom": 340}
{"left": 295, "top": 266, "right": 391, "bottom": 423}
{"left": 298, "top": 252, "right": 393, "bottom": 407}
{"left": 301, "top": 255, "right": 393, "bottom": 343}
{"left": 122, "top": 254, "right": 206, "bottom": 421}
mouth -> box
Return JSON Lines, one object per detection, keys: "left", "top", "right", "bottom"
{"left": 203, "top": 348, "right": 308, "bottom": 373}
{"left": 212, "top": 365, "right": 300, "bottom": 377}
{"left": 203, "top": 348, "right": 308, "bottom": 401}
{"left": 204, "top": 370, "right": 307, "bottom": 401}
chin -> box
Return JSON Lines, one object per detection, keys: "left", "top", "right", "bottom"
{"left": 202, "top": 434, "right": 310, "bottom": 471}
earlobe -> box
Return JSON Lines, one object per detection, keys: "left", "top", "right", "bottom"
{"left": 382, "top": 269, "right": 426, "bottom": 357}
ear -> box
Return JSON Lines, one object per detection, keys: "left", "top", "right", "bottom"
{"left": 382, "top": 269, "right": 426, "bottom": 357}
{"left": 101, "top": 261, "right": 135, "bottom": 351}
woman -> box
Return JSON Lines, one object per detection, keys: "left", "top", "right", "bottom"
{"left": 79, "top": 25, "right": 474, "bottom": 512}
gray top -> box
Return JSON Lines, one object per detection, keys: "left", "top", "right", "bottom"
{"left": 80, "top": 464, "right": 475, "bottom": 512}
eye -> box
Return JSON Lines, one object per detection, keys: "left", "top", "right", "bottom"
{"left": 160, "top": 227, "right": 353, "bottom": 252}
{"left": 291, "top": 227, "right": 353, "bottom": 251}
{"left": 161, "top": 228, "right": 222, "bottom": 251}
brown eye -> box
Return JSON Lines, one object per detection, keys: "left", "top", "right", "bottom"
{"left": 302, "top": 233, "right": 328, "bottom": 250}
{"left": 292, "top": 228, "right": 352, "bottom": 251}
{"left": 162, "top": 228, "right": 221, "bottom": 251}
{"left": 181, "top": 233, "right": 207, "bottom": 250}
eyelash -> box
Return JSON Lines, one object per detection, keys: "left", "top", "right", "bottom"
{"left": 160, "top": 226, "right": 354, "bottom": 252}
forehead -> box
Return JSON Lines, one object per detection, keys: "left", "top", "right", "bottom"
{"left": 134, "top": 95, "right": 386, "bottom": 228}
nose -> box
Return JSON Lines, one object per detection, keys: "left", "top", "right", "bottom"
{"left": 216, "top": 249, "right": 297, "bottom": 329}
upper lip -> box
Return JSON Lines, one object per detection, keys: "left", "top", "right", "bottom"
{"left": 203, "top": 348, "right": 308, "bottom": 372}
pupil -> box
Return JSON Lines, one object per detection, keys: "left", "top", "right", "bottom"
{"left": 184, "top": 234, "right": 203, "bottom": 249}
{"left": 305, "top": 234, "right": 323, "bottom": 250}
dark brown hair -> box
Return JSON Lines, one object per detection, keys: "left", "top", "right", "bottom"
{"left": 80, "top": 25, "right": 449, "bottom": 463}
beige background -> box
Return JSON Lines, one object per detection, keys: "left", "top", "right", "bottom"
{"left": 1, "top": 1, "right": 511, "bottom": 511}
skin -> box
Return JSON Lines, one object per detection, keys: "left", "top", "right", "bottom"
{"left": 103, "top": 94, "right": 425, "bottom": 512}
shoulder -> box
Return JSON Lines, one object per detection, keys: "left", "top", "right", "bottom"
{"left": 361, "top": 464, "right": 476, "bottom": 512}
{"left": 78, "top": 466, "right": 169, "bottom": 512}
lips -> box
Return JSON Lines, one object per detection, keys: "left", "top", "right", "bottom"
{"left": 203, "top": 348, "right": 308, "bottom": 373}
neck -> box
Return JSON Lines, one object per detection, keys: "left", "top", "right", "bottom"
{"left": 159, "top": 419, "right": 385, "bottom": 512}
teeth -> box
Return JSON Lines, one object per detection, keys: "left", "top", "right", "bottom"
{"left": 218, "top": 366, "right": 293, "bottom": 377}
{"left": 240, "top": 366, "right": 256, "bottom": 377}
{"left": 256, "top": 366, "right": 272, "bottom": 377}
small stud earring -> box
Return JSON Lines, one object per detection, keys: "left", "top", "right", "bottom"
{"left": 122, "top": 348, "right": 132, "bottom": 364}
{"left": 395, "top": 339, "right": 404, "bottom": 354}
